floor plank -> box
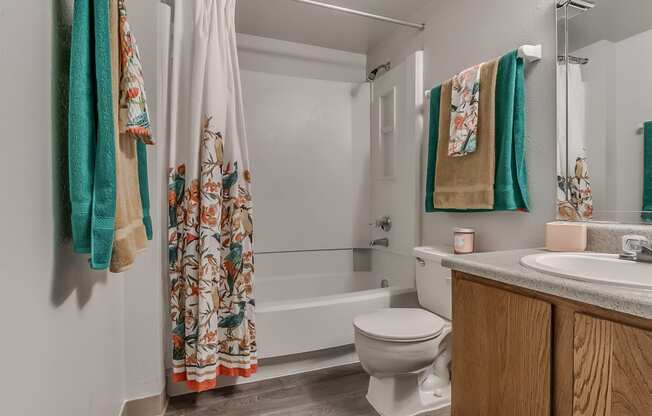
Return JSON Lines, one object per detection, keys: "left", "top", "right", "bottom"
{"left": 166, "top": 364, "right": 451, "bottom": 416}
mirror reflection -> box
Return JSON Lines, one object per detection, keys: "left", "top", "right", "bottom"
{"left": 556, "top": 0, "right": 652, "bottom": 223}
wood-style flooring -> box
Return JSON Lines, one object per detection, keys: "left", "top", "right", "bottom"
{"left": 165, "top": 363, "right": 451, "bottom": 416}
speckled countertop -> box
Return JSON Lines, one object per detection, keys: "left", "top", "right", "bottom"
{"left": 442, "top": 249, "right": 652, "bottom": 320}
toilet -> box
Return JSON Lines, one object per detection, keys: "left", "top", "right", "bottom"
{"left": 353, "top": 247, "right": 452, "bottom": 416}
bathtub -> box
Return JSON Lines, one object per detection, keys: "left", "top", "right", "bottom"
{"left": 255, "top": 271, "right": 418, "bottom": 358}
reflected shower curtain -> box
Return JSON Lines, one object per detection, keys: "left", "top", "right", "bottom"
{"left": 556, "top": 63, "right": 593, "bottom": 220}
{"left": 165, "top": 0, "right": 256, "bottom": 392}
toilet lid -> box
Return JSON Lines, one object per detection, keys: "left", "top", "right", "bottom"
{"left": 353, "top": 309, "right": 447, "bottom": 342}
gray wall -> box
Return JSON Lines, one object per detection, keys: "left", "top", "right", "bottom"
{"left": 368, "top": 0, "right": 558, "bottom": 251}
{"left": 0, "top": 1, "right": 164, "bottom": 415}
{"left": 120, "top": 0, "right": 166, "bottom": 403}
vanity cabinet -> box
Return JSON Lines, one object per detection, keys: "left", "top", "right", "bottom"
{"left": 573, "top": 314, "right": 652, "bottom": 415}
{"left": 451, "top": 276, "right": 551, "bottom": 416}
{"left": 451, "top": 271, "right": 652, "bottom": 416}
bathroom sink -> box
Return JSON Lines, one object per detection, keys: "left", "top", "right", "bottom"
{"left": 520, "top": 252, "right": 652, "bottom": 290}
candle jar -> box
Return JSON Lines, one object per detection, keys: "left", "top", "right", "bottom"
{"left": 453, "top": 227, "right": 475, "bottom": 254}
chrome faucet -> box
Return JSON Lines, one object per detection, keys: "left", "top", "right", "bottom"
{"left": 370, "top": 238, "right": 389, "bottom": 248}
{"left": 620, "top": 235, "right": 652, "bottom": 263}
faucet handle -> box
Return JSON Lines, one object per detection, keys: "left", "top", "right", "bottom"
{"left": 369, "top": 216, "right": 392, "bottom": 232}
{"left": 622, "top": 235, "right": 650, "bottom": 255}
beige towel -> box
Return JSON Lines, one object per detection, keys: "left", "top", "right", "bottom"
{"left": 434, "top": 58, "right": 499, "bottom": 209}
{"left": 109, "top": 0, "right": 147, "bottom": 273}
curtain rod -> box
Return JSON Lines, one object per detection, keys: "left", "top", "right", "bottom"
{"left": 288, "top": 0, "right": 425, "bottom": 30}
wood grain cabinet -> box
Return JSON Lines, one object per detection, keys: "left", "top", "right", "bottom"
{"left": 573, "top": 314, "right": 652, "bottom": 416}
{"left": 451, "top": 272, "right": 652, "bottom": 416}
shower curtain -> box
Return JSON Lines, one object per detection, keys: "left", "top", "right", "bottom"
{"left": 556, "top": 63, "right": 593, "bottom": 220}
{"left": 165, "top": 0, "right": 256, "bottom": 392}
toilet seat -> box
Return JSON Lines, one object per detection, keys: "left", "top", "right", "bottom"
{"left": 353, "top": 308, "right": 446, "bottom": 343}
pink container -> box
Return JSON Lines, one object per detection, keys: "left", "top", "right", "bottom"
{"left": 545, "top": 221, "right": 587, "bottom": 252}
{"left": 453, "top": 227, "right": 475, "bottom": 254}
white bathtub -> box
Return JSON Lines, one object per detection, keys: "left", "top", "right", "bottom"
{"left": 255, "top": 271, "right": 418, "bottom": 358}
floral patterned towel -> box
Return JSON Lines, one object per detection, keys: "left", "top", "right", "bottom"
{"left": 448, "top": 64, "right": 481, "bottom": 157}
{"left": 118, "top": 0, "right": 154, "bottom": 144}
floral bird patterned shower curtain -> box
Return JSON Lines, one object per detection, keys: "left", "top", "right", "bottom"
{"left": 165, "top": 0, "right": 256, "bottom": 392}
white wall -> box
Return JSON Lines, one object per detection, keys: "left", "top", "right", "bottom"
{"left": 0, "top": 2, "right": 164, "bottom": 415}
{"left": 368, "top": 0, "right": 558, "bottom": 252}
{"left": 0, "top": 2, "right": 126, "bottom": 415}
{"left": 237, "top": 33, "right": 367, "bottom": 82}
{"left": 239, "top": 35, "right": 370, "bottom": 253}
{"left": 121, "top": 0, "right": 166, "bottom": 403}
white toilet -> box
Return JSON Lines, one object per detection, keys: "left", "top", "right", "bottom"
{"left": 353, "top": 247, "right": 452, "bottom": 416}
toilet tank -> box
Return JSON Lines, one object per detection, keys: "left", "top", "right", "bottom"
{"left": 413, "top": 246, "right": 452, "bottom": 320}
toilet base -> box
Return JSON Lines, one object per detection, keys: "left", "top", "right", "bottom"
{"left": 365, "top": 370, "right": 451, "bottom": 416}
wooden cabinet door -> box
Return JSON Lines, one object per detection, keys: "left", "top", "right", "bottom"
{"left": 573, "top": 314, "right": 652, "bottom": 416}
{"left": 452, "top": 275, "right": 551, "bottom": 416}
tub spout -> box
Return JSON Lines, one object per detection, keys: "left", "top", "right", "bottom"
{"left": 370, "top": 238, "right": 389, "bottom": 248}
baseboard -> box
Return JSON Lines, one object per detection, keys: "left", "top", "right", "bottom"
{"left": 119, "top": 390, "right": 168, "bottom": 416}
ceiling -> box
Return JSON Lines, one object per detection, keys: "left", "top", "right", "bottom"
{"left": 235, "top": 0, "right": 433, "bottom": 54}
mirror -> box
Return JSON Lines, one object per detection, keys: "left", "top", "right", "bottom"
{"left": 556, "top": 0, "right": 652, "bottom": 223}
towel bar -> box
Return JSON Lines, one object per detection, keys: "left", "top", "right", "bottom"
{"left": 424, "top": 44, "right": 542, "bottom": 98}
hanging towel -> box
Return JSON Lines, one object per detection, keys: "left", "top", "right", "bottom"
{"left": 90, "top": 0, "right": 118, "bottom": 269}
{"left": 68, "top": 0, "right": 95, "bottom": 254}
{"left": 118, "top": 0, "right": 154, "bottom": 145}
{"left": 68, "top": 0, "right": 117, "bottom": 269}
{"left": 449, "top": 64, "right": 481, "bottom": 157}
{"left": 137, "top": 142, "right": 153, "bottom": 240}
{"left": 425, "top": 50, "right": 528, "bottom": 212}
{"left": 109, "top": 0, "right": 151, "bottom": 273}
{"left": 425, "top": 85, "right": 442, "bottom": 212}
{"left": 434, "top": 59, "right": 498, "bottom": 209}
{"left": 493, "top": 49, "right": 529, "bottom": 211}
{"left": 642, "top": 121, "right": 652, "bottom": 222}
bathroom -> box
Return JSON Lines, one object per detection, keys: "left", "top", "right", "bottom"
{"left": 1, "top": 0, "right": 651, "bottom": 415}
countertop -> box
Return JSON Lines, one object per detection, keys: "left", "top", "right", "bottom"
{"left": 441, "top": 248, "right": 652, "bottom": 320}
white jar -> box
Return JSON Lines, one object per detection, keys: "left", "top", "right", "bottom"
{"left": 453, "top": 228, "right": 475, "bottom": 254}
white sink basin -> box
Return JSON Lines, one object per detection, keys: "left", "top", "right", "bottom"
{"left": 520, "top": 252, "right": 652, "bottom": 290}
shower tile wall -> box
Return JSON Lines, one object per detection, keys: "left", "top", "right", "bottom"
{"left": 238, "top": 34, "right": 370, "bottom": 256}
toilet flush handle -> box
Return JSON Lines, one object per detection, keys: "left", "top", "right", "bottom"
{"left": 416, "top": 257, "right": 426, "bottom": 267}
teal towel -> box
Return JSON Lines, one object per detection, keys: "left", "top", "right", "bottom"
{"left": 68, "top": 0, "right": 116, "bottom": 269}
{"left": 495, "top": 50, "right": 529, "bottom": 211}
{"left": 425, "top": 50, "right": 529, "bottom": 213}
{"left": 68, "top": 0, "right": 95, "bottom": 253}
{"left": 137, "top": 141, "right": 153, "bottom": 240}
{"left": 90, "top": 0, "right": 117, "bottom": 269}
{"left": 642, "top": 121, "right": 652, "bottom": 222}
{"left": 425, "top": 85, "right": 442, "bottom": 212}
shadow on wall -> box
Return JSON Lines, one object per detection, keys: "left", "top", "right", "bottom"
{"left": 50, "top": 0, "right": 107, "bottom": 309}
